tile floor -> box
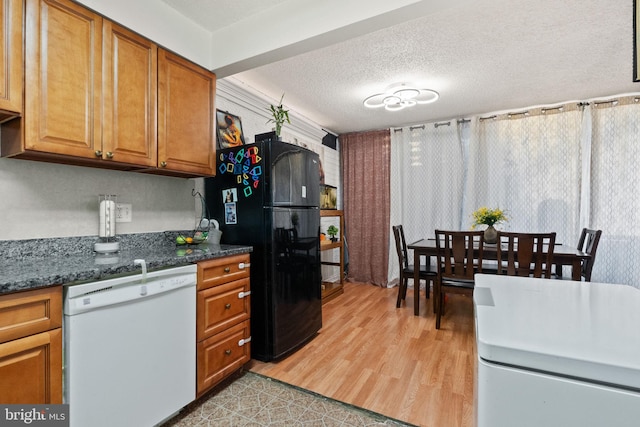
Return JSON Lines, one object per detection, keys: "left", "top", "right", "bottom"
{"left": 162, "top": 371, "right": 415, "bottom": 427}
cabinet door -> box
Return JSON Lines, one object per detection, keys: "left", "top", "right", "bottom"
{"left": 0, "top": 0, "right": 23, "bottom": 120}
{"left": 158, "top": 49, "right": 216, "bottom": 176}
{"left": 0, "top": 328, "right": 62, "bottom": 404}
{"left": 197, "top": 320, "right": 250, "bottom": 397}
{"left": 197, "top": 277, "right": 250, "bottom": 340}
{"left": 24, "top": 0, "right": 102, "bottom": 158}
{"left": 0, "top": 286, "right": 62, "bottom": 344}
{"left": 102, "top": 21, "right": 157, "bottom": 166}
{"left": 198, "top": 254, "right": 250, "bottom": 290}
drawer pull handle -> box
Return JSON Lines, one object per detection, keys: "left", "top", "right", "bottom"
{"left": 225, "top": 349, "right": 232, "bottom": 355}
{"left": 224, "top": 267, "right": 231, "bottom": 273}
{"left": 238, "top": 337, "right": 252, "bottom": 347}
{"left": 238, "top": 291, "right": 251, "bottom": 299}
{"left": 225, "top": 303, "right": 231, "bottom": 309}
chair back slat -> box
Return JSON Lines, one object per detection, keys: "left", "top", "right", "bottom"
{"left": 435, "top": 230, "right": 484, "bottom": 282}
{"left": 398, "top": 225, "right": 410, "bottom": 269}
{"left": 578, "top": 228, "right": 602, "bottom": 281}
{"left": 498, "top": 231, "right": 556, "bottom": 278}
{"left": 392, "top": 226, "right": 406, "bottom": 270}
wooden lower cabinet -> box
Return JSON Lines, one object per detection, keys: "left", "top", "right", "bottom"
{"left": 197, "top": 320, "right": 250, "bottom": 395}
{"left": 0, "top": 329, "right": 62, "bottom": 404}
{"left": 0, "top": 286, "right": 62, "bottom": 404}
{"left": 197, "top": 254, "right": 251, "bottom": 397}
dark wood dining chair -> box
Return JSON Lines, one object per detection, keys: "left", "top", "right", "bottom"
{"left": 555, "top": 228, "right": 602, "bottom": 281}
{"left": 577, "top": 228, "right": 602, "bottom": 281}
{"left": 497, "top": 231, "right": 556, "bottom": 278}
{"left": 434, "top": 230, "right": 484, "bottom": 329}
{"left": 392, "top": 225, "right": 436, "bottom": 310}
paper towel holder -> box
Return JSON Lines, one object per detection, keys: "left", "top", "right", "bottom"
{"left": 95, "top": 194, "right": 120, "bottom": 253}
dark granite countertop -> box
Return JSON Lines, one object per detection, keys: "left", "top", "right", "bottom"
{"left": 0, "top": 231, "right": 252, "bottom": 294}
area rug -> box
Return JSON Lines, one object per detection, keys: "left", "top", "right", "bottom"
{"left": 163, "top": 370, "right": 416, "bottom": 426}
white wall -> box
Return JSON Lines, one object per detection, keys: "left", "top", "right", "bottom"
{"left": 75, "top": 0, "right": 212, "bottom": 68}
{"left": 0, "top": 2, "right": 339, "bottom": 242}
{"left": 0, "top": 156, "right": 198, "bottom": 240}
{"left": 0, "top": 0, "right": 211, "bottom": 241}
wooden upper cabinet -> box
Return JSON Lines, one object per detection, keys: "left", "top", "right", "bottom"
{"left": 2, "top": 0, "right": 216, "bottom": 176}
{"left": 158, "top": 49, "right": 216, "bottom": 177}
{"left": 0, "top": 0, "right": 23, "bottom": 121}
{"left": 24, "top": 0, "right": 103, "bottom": 158}
{"left": 102, "top": 21, "right": 157, "bottom": 167}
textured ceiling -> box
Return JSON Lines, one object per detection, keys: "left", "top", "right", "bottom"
{"left": 162, "top": 0, "right": 640, "bottom": 134}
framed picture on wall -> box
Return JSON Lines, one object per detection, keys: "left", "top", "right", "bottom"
{"left": 320, "top": 184, "right": 337, "bottom": 209}
{"left": 216, "top": 110, "right": 246, "bottom": 149}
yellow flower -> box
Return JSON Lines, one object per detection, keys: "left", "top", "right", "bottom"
{"left": 471, "top": 207, "right": 508, "bottom": 229}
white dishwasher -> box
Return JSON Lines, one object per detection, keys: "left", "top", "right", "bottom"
{"left": 64, "top": 263, "right": 196, "bottom": 427}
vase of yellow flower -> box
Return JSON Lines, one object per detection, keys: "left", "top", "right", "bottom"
{"left": 471, "top": 207, "right": 508, "bottom": 244}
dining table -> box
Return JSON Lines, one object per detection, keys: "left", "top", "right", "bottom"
{"left": 407, "top": 238, "right": 590, "bottom": 316}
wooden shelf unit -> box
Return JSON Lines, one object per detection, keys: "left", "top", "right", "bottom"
{"left": 321, "top": 209, "right": 344, "bottom": 303}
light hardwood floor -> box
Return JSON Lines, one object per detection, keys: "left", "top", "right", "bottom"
{"left": 248, "top": 281, "right": 476, "bottom": 427}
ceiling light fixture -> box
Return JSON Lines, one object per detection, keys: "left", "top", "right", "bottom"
{"left": 363, "top": 83, "right": 439, "bottom": 111}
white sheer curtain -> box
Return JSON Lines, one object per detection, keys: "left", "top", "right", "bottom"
{"left": 389, "top": 123, "right": 464, "bottom": 285}
{"left": 388, "top": 95, "right": 640, "bottom": 287}
{"left": 463, "top": 107, "right": 583, "bottom": 245}
{"left": 589, "top": 99, "right": 640, "bottom": 285}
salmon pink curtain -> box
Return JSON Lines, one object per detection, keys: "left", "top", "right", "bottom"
{"left": 340, "top": 129, "right": 390, "bottom": 286}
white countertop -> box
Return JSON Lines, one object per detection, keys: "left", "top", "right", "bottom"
{"left": 474, "top": 274, "right": 640, "bottom": 390}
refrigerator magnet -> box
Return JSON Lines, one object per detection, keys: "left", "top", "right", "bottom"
{"left": 225, "top": 203, "right": 237, "bottom": 224}
{"left": 223, "top": 188, "right": 237, "bottom": 203}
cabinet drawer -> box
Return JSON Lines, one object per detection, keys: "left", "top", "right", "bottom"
{"left": 0, "top": 328, "right": 62, "bottom": 404}
{"left": 197, "top": 254, "right": 250, "bottom": 290}
{"left": 0, "top": 286, "right": 62, "bottom": 344}
{"left": 197, "top": 320, "right": 250, "bottom": 396}
{"left": 197, "top": 278, "right": 250, "bottom": 340}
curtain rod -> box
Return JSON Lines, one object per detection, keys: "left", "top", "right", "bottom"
{"left": 593, "top": 99, "right": 619, "bottom": 107}
{"left": 507, "top": 111, "right": 530, "bottom": 118}
{"left": 541, "top": 106, "right": 564, "bottom": 114}
{"left": 393, "top": 95, "right": 640, "bottom": 129}
{"left": 393, "top": 118, "right": 471, "bottom": 132}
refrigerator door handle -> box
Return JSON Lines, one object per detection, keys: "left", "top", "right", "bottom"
{"left": 238, "top": 291, "right": 251, "bottom": 299}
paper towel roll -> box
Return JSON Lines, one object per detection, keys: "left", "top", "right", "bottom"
{"left": 99, "top": 200, "right": 116, "bottom": 237}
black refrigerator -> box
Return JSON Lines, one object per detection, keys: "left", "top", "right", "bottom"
{"left": 204, "top": 138, "right": 322, "bottom": 361}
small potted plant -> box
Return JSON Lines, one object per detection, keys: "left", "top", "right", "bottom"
{"left": 266, "top": 93, "right": 290, "bottom": 138}
{"left": 327, "top": 225, "right": 339, "bottom": 242}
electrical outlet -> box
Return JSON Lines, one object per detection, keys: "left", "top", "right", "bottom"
{"left": 116, "top": 203, "right": 132, "bottom": 223}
